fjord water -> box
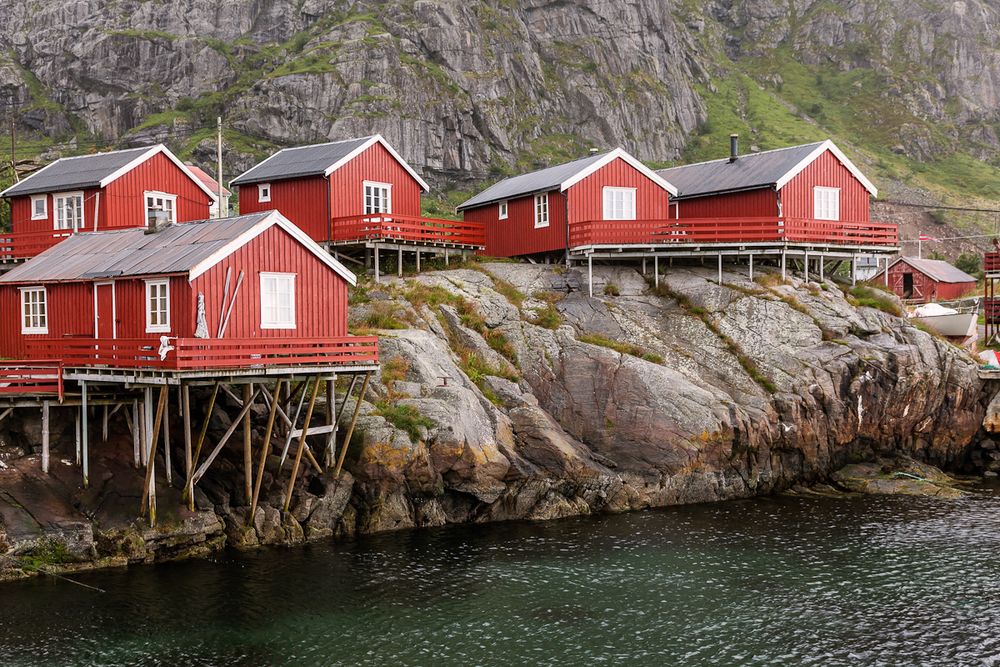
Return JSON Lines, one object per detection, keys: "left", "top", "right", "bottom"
{"left": 3, "top": 487, "right": 1000, "bottom": 666}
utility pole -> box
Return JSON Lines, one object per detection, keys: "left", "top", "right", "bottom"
{"left": 216, "top": 116, "right": 225, "bottom": 218}
{"left": 9, "top": 115, "right": 18, "bottom": 183}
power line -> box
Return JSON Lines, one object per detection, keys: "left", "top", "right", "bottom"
{"left": 880, "top": 199, "right": 1000, "bottom": 214}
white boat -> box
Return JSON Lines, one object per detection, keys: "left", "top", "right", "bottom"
{"left": 908, "top": 300, "right": 978, "bottom": 338}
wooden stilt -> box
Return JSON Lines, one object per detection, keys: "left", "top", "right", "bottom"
{"left": 102, "top": 405, "right": 109, "bottom": 442}
{"left": 334, "top": 372, "right": 371, "bottom": 478}
{"left": 749, "top": 253, "right": 754, "bottom": 282}
{"left": 186, "top": 382, "right": 220, "bottom": 511}
{"left": 717, "top": 254, "right": 723, "bottom": 284}
{"left": 41, "top": 401, "right": 50, "bottom": 475}
{"left": 851, "top": 256, "right": 857, "bottom": 286}
{"left": 139, "top": 386, "right": 168, "bottom": 524}
{"left": 131, "top": 400, "right": 140, "bottom": 468}
{"left": 398, "top": 247, "right": 403, "bottom": 277}
{"left": 182, "top": 385, "right": 192, "bottom": 497}
{"left": 781, "top": 251, "right": 787, "bottom": 280}
{"left": 75, "top": 411, "right": 81, "bottom": 466}
{"left": 243, "top": 383, "right": 253, "bottom": 504}
{"left": 819, "top": 255, "right": 825, "bottom": 282}
{"left": 259, "top": 383, "right": 324, "bottom": 474}
{"left": 804, "top": 252, "right": 810, "bottom": 282}
{"left": 654, "top": 256, "right": 659, "bottom": 288}
{"left": 191, "top": 388, "right": 261, "bottom": 487}
{"left": 283, "top": 378, "right": 321, "bottom": 512}
{"left": 374, "top": 244, "right": 380, "bottom": 283}
{"left": 162, "top": 396, "right": 172, "bottom": 485}
{"left": 250, "top": 379, "right": 283, "bottom": 523}
{"left": 81, "top": 381, "right": 89, "bottom": 488}
{"left": 445, "top": 249, "right": 449, "bottom": 266}
{"left": 280, "top": 380, "right": 311, "bottom": 467}
{"left": 416, "top": 250, "right": 421, "bottom": 273}
{"left": 588, "top": 255, "right": 593, "bottom": 297}
{"left": 642, "top": 256, "right": 646, "bottom": 275}
{"left": 325, "top": 379, "right": 335, "bottom": 468}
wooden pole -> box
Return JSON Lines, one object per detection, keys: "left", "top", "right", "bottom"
{"left": 131, "top": 399, "right": 140, "bottom": 467}
{"left": 654, "top": 255, "right": 659, "bottom": 288}
{"left": 374, "top": 244, "right": 380, "bottom": 283}
{"left": 325, "top": 379, "right": 335, "bottom": 468}
{"left": 102, "top": 405, "right": 109, "bottom": 442}
{"left": 81, "top": 381, "right": 89, "bottom": 488}
{"left": 162, "top": 395, "right": 172, "bottom": 485}
{"left": 182, "top": 385, "right": 192, "bottom": 495}
{"left": 334, "top": 372, "right": 371, "bottom": 478}
{"left": 191, "top": 388, "right": 261, "bottom": 486}
{"left": 139, "top": 387, "right": 168, "bottom": 523}
{"left": 398, "top": 247, "right": 403, "bottom": 277}
{"left": 588, "top": 255, "right": 593, "bottom": 297}
{"left": 749, "top": 253, "right": 754, "bottom": 282}
{"left": 187, "top": 382, "right": 220, "bottom": 510}
{"left": 258, "top": 383, "right": 323, "bottom": 473}
{"left": 41, "top": 401, "right": 50, "bottom": 474}
{"left": 283, "top": 378, "right": 321, "bottom": 512}
{"left": 280, "top": 380, "right": 311, "bottom": 467}
{"left": 243, "top": 383, "right": 253, "bottom": 504}
{"left": 75, "top": 410, "right": 81, "bottom": 466}
{"left": 250, "top": 379, "right": 283, "bottom": 523}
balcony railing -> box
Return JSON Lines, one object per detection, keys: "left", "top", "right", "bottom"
{"left": 569, "top": 217, "right": 898, "bottom": 248}
{"left": 330, "top": 214, "right": 485, "bottom": 248}
{"left": 986, "top": 252, "right": 1000, "bottom": 274}
{"left": 0, "top": 361, "right": 64, "bottom": 399}
{"left": 25, "top": 336, "right": 379, "bottom": 372}
{"left": 0, "top": 229, "right": 75, "bottom": 260}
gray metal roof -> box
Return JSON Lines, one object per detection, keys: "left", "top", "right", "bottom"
{"left": 1, "top": 146, "right": 155, "bottom": 197}
{"left": 230, "top": 136, "right": 374, "bottom": 185}
{"left": 895, "top": 257, "right": 977, "bottom": 284}
{"left": 0, "top": 213, "right": 273, "bottom": 283}
{"left": 656, "top": 142, "right": 825, "bottom": 199}
{"left": 457, "top": 151, "right": 612, "bottom": 211}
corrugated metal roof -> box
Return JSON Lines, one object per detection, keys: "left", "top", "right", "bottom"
{"left": 896, "top": 257, "right": 977, "bottom": 284}
{"left": 0, "top": 213, "right": 272, "bottom": 283}
{"left": 1, "top": 146, "right": 155, "bottom": 197}
{"left": 230, "top": 136, "right": 373, "bottom": 185}
{"left": 185, "top": 163, "right": 230, "bottom": 196}
{"left": 655, "top": 142, "right": 825, "bottom": 199}
{"left": 457, "top": 151, "right": 612, "bottom": 211}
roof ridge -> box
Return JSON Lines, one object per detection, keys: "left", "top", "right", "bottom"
{"left": 50, "top": 145, "right": 158, "bottom": 162}
{"left": 657, "top": 140, "right": 827, "bottom": 172}
{"left": 274, "top": 135, "right": 375, "bottom": 153}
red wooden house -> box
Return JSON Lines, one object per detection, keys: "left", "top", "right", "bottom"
{"left": 876, "top": 256, "right": 977, "bottom": 303}
{"left": 457, "top": 147, "right": 677, "bottom": 258}
{"left": 0, "top": 210, "right": 368, "bottom": 367}
{"left": 0, "top": 144, "right": 216, "bottom": 260}
{"left": 231, "top": 135, "right": 482, "bottom": 252}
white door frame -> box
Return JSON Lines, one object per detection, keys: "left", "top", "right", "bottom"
{"left": 93, "top": 281, "right": 117, "bottom": 339}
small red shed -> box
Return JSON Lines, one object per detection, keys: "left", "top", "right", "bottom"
{"left": 0, "top": 144, "right": 216, "bottom": 259}
{"left": 0, "top": 211, "right": 357, "bottom": 360}
{"left": 875, "top": 256, "right": 977, "bottom": 303}
{"left": 457, "top": 148, "right": 677, "bottom": 258}
{"left": 231, "top": 134, "right": 430, "bottom": 244}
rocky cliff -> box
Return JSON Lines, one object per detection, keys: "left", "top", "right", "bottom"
{"left": 0, "top": 263, "right": 991, "bottom": 577}
{"left": 3, "top": 0, "right": 1000, "bottom": 207}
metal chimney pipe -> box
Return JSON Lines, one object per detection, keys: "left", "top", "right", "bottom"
{"left": 729, "top": 134, "right": 739, "bottom": 162}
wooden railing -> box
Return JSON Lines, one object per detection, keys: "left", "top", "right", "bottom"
{"left": 0, "top": 229, "right": 75, "bottom": 260}
{"left": 330, "top": 214, "right": 485, "bottom": 247}
{"left": 25, "top": 336, "right": 379, "bottom": 371}
{"left": 986, "top": 252, "right": 1000, "bottom": 274}
{"left": 569, "top": 217, "right": 898, "bottom": 248}
{"left": 0, "top": 361, "right": 64, "bottom": 400}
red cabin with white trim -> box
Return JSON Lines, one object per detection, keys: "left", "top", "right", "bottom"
{"left": 1, "top": 145, "right": 216, "bottom": 260}
{"left": 457, "top": 148, "right": 677, "bottom": 258}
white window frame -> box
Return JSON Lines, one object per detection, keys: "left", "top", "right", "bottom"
{"left": 813, "top": 186, "right": 841, "bottom": 221}
{"left": 31, "top": 195, "right": 47, "bottom": 220}
{"left": 498, "top": 200, "right": 508, "bottom": 220}
{"left": 260, "top": 272, "right": 296, "bottom": 330}
{"left": 602, "top": 186, "right": 637, "bottom": 221}
{"left": 144, "top": 191, "right": 177, "bottom": 227}
{"left": 363, "top": 181, "right": 392, "bottom": 215}
{"left": 258, "top": 183, "right": 271, "bottom": 203}
{"left": 53, "top": 191, "right": 84, "bottom": 231}
{"left": 20, "top": 286, "right": 48, "bottom": 335}
{"left": 145, "top": 279, "right": 170, "bottom": 334}
{"left": 534, "top": 193, "right": 549, "bottom": 229}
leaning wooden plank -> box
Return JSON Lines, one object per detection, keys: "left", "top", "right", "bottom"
{"left": 191, "top": 388, "right": 261, "bottom": 486}
{"left": 186, "top": 382, "right": 220, "bottom": 510}
{"left": 283, "top": 379, "right": 321, "bottom": 512}
{"left": 334, "top": 372, "right": 371, "bottom": 478}
{"left": 250, "top": 379, "right": 283, "bottom": 524}
{"left": 139, "top": 387, "right": 168, "bottom": 524}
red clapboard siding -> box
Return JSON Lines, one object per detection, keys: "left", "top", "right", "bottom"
{"left": 110, "top": 276, "right": 191, "bottom": 340}
{"left": 9, "top": 188, "right": 101, "bottom": 235}
{"left": 676, "top": 188, "right": 779, "bottom": 218}
{"left": 472, "top": 190, "right": 569, "bottom": 257}
{"left": 190, "top": 225, "right": 348, "bottom": 339}
{"left": 101, "top": 152, "right": 212, "bottom": 228}
{"left": 0, "top": 282, "right": 96, "bottom": 358}
{"left": 883, "top": 262, "right": 976, "bottom": 304}
{"left": 238, "top": 176, "right": 329, "bottom": 242}
{"left": 329, "top": 141, "right": 422, "bottom": 219}
{"left": 566, "top": 157, "right": 671, "bottom": 223}
{"left": 779, "top": 149, "right": 870, "bottom": 222}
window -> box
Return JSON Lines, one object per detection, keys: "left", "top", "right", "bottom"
{"left": 31, "top": 195, "right": 47, "bottom": 220}
{"left": 814, "top": 186, "right": 840, "bottom": 221}
{"left": 258, "top": 183, "right": 271, "bottom": 203}
{"left": 260, "top": 272, "right": 296, "bottom": 329}
{"left": 145, "top": 280, "right": 170, "bottom": 333}
{"left": 602, "top": 187, "right": 636, "bottom": 220}
{"left": 363, "top": 181, "right": 392, "bottom": 214}
{"left": 498, "top": 200, "right": 508, "bottom": 220}
{"left": 53, "top": 192, "right": 84, "bottom": 231}
{"left": 145, "top": 192, "right": 177, "bottom": 227}
{"left": 20, "top": 287, "right": 47, "bottom": 334}
{"left": 534, "top": 193, "right": 549, "bottom": 228}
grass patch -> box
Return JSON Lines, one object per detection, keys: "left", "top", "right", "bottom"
{"left": 848, "top": 286, "right": 902, "bottom": 317}
{"left": 361, "top": 302, "right": 409, "bottom": 330}
{"left": 401, "top": 281, "right": 458, "bottom": 310}
{"left": 16, "top": 539, "right": 74, "bottom": 572}
{"left": 577, "top": 333, "right": 663, "bottom": 364}
{"left": 374, "top": 402, "right": 435, "bottom": 442}
{"left": 472, "top": 267, "right": 526, "bottom": 308}
{"left": 529, "top": 291, "right": 563, "bottom": 329}
{"left": 380, "top": 356, "right": 409, "bottom": 385}
{"left": 604, "top": 283, "right": 621, "bottom": 297}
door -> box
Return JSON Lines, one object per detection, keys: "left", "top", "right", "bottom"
{"left": 902, "top": 273, "right": 914, "bottom": 299}
{"left": 94, "top": 283, "right": 115, "bottom": 339}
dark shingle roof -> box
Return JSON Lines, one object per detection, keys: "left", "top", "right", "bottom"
{"left": 656, "top": 142, "right": 825, "bottom": 199}
{"left": 0, "top": 213, "right": 273, "bottom": 283}
{"left": 230, "top": 136, "right": 375, "bottom": 185}
{"left": 895, "top": 257, "right": 977, "bottom": 284}
{"left": 457, "top": 151, "right": 611, "bottom": 211}
{"left": 1, "top": 146, "right": 156, "bottom": 197}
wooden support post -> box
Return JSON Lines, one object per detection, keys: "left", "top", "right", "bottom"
{"left": 102, "top": 405, "right": 109, "bottom": 442}
{"left": 884, "top": 257, "right": 889, "bottom": 287}
{"left": 187, "top": 382, "right": 220, "bottom": 511}
{"left": 182, "top": 385, "right": 192, "bottom": 495}
{"left": 41, "top": 401, "right": 50, "bottom": 474}
{"left": 416, "top": 250, "right": 421, "bottom": 273}
{"left": 749, "top": 253, "right": 754, "bottom": 282}
{"left": 717, "top": 254, "right": 723, "bottom": 285}
{"left": 334, "top": 372, "right": 371, "bottom": 478}
{"left": 243, "top": 383, "right": 253, "bottom": 504}
{"left": 142, "top": 388, "right": 152, "bottom": 466}
{"left": 851, "top": 256, "right": 857, "bottom": 286}
{"left": 819, "top": 255, "right": 825, "bottom": 282}
{"left": 654, "top": 256, "right": 659, "bottom": 288}
{"left": 325, "top": 379, "right": 335, "bottom": 468}
{"left": 445, "top": 249, "right": 449, "bottom": 266}
{"left": 280, "top": 379, "right": 311, "bottom": 467}
{"left": 284, "top": 379, "right": 321, "bottom": 512}
{"left": 81, "top": 381, "right": 89, "bottom": 489}
{"left": 781, "top": 251, "right": 786, "bottom": 280}
{"left": 139, "top": 387, "right": 168, "bottom": 525}
{"left": 374, "top": 244, "right": 380, "bottom": 283}
{"left": 804, "top": 252, "right": 810, "bottom": 282}
{"left": 588, "top": 255, "right": 593, "bottom": 297}
{"left": 642, "top": 256, "right": 647, "bottom": 275}
{"left": 191, "top": 388, "right": 261, "bottom": 487}
{"left": 398, "top": 247, "right": 403, "bottom": 277}
{"left": 162, "top": 396, "right": 172, "bottom": 485}
{"left": 250, "top": 379, "right": 283, "bottom": 524}
{"left": 75, "top": 410, "right": 81, "bottom": 466}
{"left": 132, "top": 400, "right": 140, "bottom": 468}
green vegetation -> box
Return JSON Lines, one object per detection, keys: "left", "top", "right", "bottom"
{"left": 955, "top": 253, "right": 983, "bottom": 278}
{"left": 16, "top": 539, "right": 73, "bottom": 572}
{"left": 106, "top": 28, "right": 178, "bottom": 41}
{"left": 359, "top": 302, "right": 409, "bottom": 330}
{"left": 603, "top": 283, "right": 621, "bottom": 297}
{"left": 847, "top": 285, "right": 902, "bottom": 317}
{"left": 530, "top": 292, "right": 563, "bottom": 329}
{"left": 577, "top": 333, "right": 663, "bottom": 364}
{"left": 374, "top": 402, "right": 434, "bottom": 442}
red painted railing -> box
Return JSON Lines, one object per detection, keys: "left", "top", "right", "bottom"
{"left": 0, "top": 229, "right": 75, "bottom": 260}
{"left": 986, "top": 252, "right": 1000, "bottom": 274}
{"left": 25, "top": 336, "right": 379, "bottom": 371}
{"left": 0, "top": 361, "right": 64, "bottom": 400}
{"left": 569, "top": 217, "right": 898, "bottom": 248}
{"left": 330, "top": 214, "right": 485, "bottom": 247}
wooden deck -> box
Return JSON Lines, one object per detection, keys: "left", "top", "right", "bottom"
{"left": 0, "top": 228, "right": 76, "bottom": 263}
{"left": 329, "top": 214, "right": 485, "bottom": 250}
